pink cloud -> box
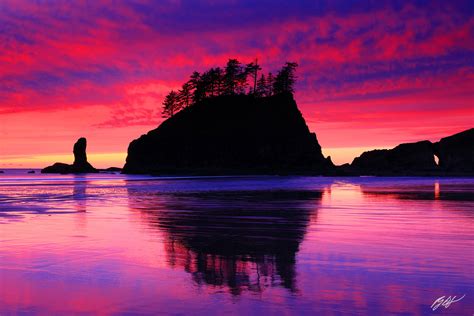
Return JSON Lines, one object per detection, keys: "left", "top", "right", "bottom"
{"left": 0, "top": 1, "right": 472, "bottom": 165}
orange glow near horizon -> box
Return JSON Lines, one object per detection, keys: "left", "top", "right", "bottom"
{"left": 0, "top": 152, "right": 127, "bottom": 169}
{"left": 0, "top": 147, "right": 387, "bottom": 169}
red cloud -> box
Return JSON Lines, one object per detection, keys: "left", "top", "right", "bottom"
{"left": 0, "top": 1, "right": 472, "bottom": 165}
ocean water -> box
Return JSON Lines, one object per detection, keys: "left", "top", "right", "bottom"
{"left": 0, "top": 170, "right": 473, "bottom": 315}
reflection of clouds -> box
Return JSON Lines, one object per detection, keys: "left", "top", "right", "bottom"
{"left": 127, "top": 188, "right": 324, "bottom": 295}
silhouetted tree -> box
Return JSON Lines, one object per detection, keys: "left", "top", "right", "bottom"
{"left": 236, "top": 72, "right": 249, "bottom": 94}
{"left": 205, "top": 67, "right": 224, "bottom": 97}
{"left": 266, "top": 72, "right": 275, "bottom": 96}
{"left": 273, "top": 62, "right": 298, "bottom": 94}
{"left": 214, "top": 67, "right": 225, "bottom": 95}
{"left": 224, "top": 59, "right": 247, "bottom": 95}
{"left": 246, "top": 59, "right": 261, "bottom": 95}
{"left": 189, "top": 71, "right": 206, "bottom": 104}
{"left": 159, "top": 59, "right": 299, "bottom": 119}
{"left": 200, "top": 68, "right": 224, "bottom": 98}
{"left": 199, "top": 70, "right": 213, "bottom": 97}
{"left": 178, "top": 82, "right": 192, "bottom": 108}
{"left": 162, "top": 90, "right": 180, "bottom": 118}
{"left": 188, "top": 71, "right": 200, "bottom": 91}
{"left": 255, "top": 74, "right": 267, "bottom": 97}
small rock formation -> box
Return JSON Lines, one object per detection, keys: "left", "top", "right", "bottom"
{"left": 434, "top": 128, "right": 474, "bottom": 172}
{"left": 105, "top": 167, "right": 122, "bottom": 172}
{"left": 348, "top": 128, "right": 473, "bottom": 175}
{"left": 123, "top": 93, "right": 333, "bottom": 175}
{"left": 42, "top": 162, "right": 71, "bottom": 174}
{"left": 42, "top": 138, "right": 98, "bottom": 174}
{"left": 98, "top": 167, "right": 122, "bottom": 174}
{"left": 73, "top": 138, "right": 89, "bottom": 166}
{"left": 351, "top": 141, "right": 437, "bottom": 175}
{"left": 27, "top": 170, "right": 35, "bottom": 174}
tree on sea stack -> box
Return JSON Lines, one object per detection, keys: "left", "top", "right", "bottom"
{"left": 159, "top": 59, "right": 299, "bottom": 119}
{"left": 178, "top": 82, "right": 192, "bottom": 108}
{"left": 223, "top": 59, "right": 247, "bottom": 95}
{"left": 162, "top": 90, "right": 180, "bottom": 118}
{"left": 266, "top": 72, "right": 275, "bottom": 96}
{"left": 255, "top": 74, "right": 267, "bottom": 97}
{"left": 207, "top": 67, "right": 224, "bottom": 97}
{"left": 273, "top": 62, "right": 298, "bottom": 94}
{"left": 246, "top": 59, "right": 261, "bottom": 95}
{"left": 189, "top": 71, "right": 203, "bottom": 104}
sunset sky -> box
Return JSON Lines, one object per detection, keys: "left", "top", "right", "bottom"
{"left": 1, "top": 0, "right": 473, "bottom": 168}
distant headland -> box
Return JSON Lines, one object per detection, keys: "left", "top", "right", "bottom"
{"left": 346, "top": 128, "right": 474, "bottom": 176}
{"left": 40, "top": 59, "right": 473, "bottom": 176}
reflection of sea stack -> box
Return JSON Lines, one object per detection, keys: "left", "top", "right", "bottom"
{"left": 73, "top": 180, "right": 87, "bottom": 212}
{"left": 42, "top": 137, "right": 98, "bottom": 174}
{"left": 127, "top": 188, "right": 322, "bottom": 295}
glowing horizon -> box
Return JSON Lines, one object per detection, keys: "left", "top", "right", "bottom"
{"left": 1, "top": 1, "right": 473, "bottom": 168}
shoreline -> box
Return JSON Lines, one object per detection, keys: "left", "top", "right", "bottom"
{"left": 1, "top": 168, "right": 474, "bottom": 179}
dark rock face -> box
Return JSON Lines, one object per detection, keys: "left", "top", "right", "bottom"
{"left": 351, "top": 140, "right": 437, "bottom": 175}
{"left": 434, "top": 128, "right": 474, "bottom": 172}
{"left": 348, "top": 128, "right": 473, "bottom": 175}
{"left": 73, "top": 137, "right": 88, "bottom": 166}
{"left": 42, "top": 162, "right": 72, "bottom": 174}
{"left": 104, "top": 167, "right": 122, "bottom": 172}
{"left": 42, "top": 138, "right": 98, "bottom": 174}
{"left": 123, "top": 93, "right": 333, "bottom": 175}
{"left": 71, "top": 137, "right": 96, "bottom": 172}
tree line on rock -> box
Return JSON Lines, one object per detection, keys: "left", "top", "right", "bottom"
{"left": 162, "top": 59, "right": 298, "bottom": 118}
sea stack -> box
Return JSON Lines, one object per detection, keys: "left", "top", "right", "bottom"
{"left": 348, "top": 128, "right": 474, "bottom": 175}
{"left": 42, "top": 137, "right": 98, "bottom": 174}
{"left": 350, "top": 140, "right": 437, "bottom": 175}
{"left": 123, "top": 93, "right": 333, "bottom": 175}
{"left": 434, "top": 128, "right": 474, "bottom": 172}
{"left": 71, "top": 137, "right": 96, "bottom": 172}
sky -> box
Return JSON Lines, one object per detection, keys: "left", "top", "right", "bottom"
{"left": 0, "top": 0, "right": 473, "bottom": 168}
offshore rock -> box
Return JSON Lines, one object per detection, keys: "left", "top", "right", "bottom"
{"left": 350, "top": 140, "right": 437, "bottom": 175}
{"left": 434, "top": 128, "right": 474, "bottom": 172}
{"left": 42, "top": 138, "right": 98, "bottom": 174}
